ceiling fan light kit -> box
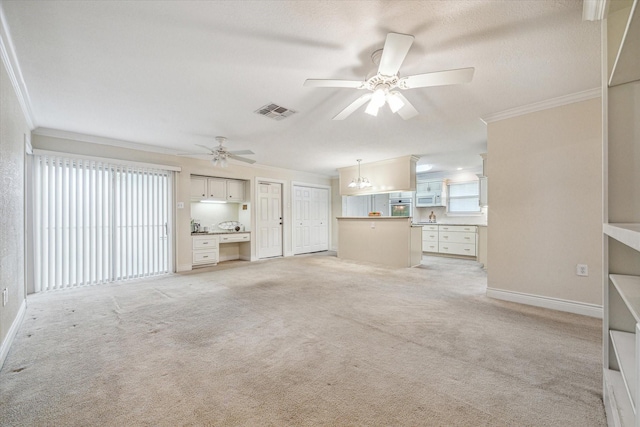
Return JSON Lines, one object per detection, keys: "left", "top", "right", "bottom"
{"left": 177, "top": 136, "right": 255, "bottom": 167}
{"left": 348, "top": 159, "right": 372, "bottom": 189}
{"left": 304, "top": 32, "right": 474, "bottom": 121}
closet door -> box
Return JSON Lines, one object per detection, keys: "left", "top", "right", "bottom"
{"left": 293, "top": 185, "right": 329, "bottom": 254}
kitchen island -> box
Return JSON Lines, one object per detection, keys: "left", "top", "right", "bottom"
{"left": 337, "top": 216, "right": 422, "bottom": 268}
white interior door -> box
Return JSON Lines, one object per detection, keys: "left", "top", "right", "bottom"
{"left": 294, "top": 186, "right": 329, "bottom": 254}
{"left": 257, "top": 182, "right": 283, "bottom": 258}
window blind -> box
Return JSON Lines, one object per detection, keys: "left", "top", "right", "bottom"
{"left": 32, "top": 155, "right": 173, "bottom": 291}
{"left": 447, "top": 181, "right": 481, "bottom": 214}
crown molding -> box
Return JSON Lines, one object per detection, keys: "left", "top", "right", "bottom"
{"left": 582, "top": 0, "right": 608, "bottom": 21}
{"left": 0, "top": 5, "right": 35, "bottom": 129}
{"left": 480, "top": 88, "right": 601, "bottom": 124}
{"left": 32, "top": 127, "right": 185, "bottom": 156}
{"left": 32, "top": 127, "right": 335, "bottom": 179}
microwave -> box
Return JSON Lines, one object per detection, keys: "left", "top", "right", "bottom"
{"left": 416, "top": 194, "right": 441, "bottom": 207}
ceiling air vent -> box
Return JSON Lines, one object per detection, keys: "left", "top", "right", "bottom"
{"left": 254, "top": 103, "right": 296, "bottom": 121}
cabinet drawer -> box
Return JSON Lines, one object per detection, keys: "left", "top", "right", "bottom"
{"left": 422, "top": 232, "right": 438, "bottom": 242}
{"left": 193, "top": 236, "right": 219, "bottom": 249}
{"left": 438, "top": 242, "right": 476, "bottom": 256}
{"left": 438, "top": 225, "right": 476, "bottom": 233}
{"left": 422, "top": 242, "right": 439, "bottom": 252}
{"left": 193, "top": 250, "right": 218, "bottom": 264}
{"left": 219, "top": 233, "right": 250, "bottom": 243}
{"left": 422, "top": 225, "right": 438, "bottom": 232}
{"left": 439, "top": 232, "right": 476, "bottom": 245}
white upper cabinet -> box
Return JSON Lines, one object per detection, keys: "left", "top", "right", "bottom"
{"left": 207, "top": 178, "right": 227, "bottom": 199}
{"left": 226, "top": 180, "right": 245, "bottom": 202}
{"left": 191, "top": 176, "right": 246, "bottom": 202}
{"left": 190, "top": 177, "right": 207, "bottom": 200}
{"left": 416, "top": 181, "right": 442, "bottom": 196}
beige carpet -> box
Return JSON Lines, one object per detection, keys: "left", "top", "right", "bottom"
{"left": 0, "top": 254, "right": 605, "bottom": 426}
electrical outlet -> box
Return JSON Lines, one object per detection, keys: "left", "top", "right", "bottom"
{"left": 2, "top": 288, "right": 7, "bottom": 306}
{"left": 576, "top": 264, "right": 589, "bottom": 277}
{"left": 177, "top": 202, "right": 184, "bottom": 209}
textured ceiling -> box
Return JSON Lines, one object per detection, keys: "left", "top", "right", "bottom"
{"left": 1, "top": 0, "right": 600, "bottom": 176}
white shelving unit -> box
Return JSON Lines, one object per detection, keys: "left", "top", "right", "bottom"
{"left": 603, "top": 1, "right": 640, "bottom": 426}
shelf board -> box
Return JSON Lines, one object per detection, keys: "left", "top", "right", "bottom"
{"left": 611, "top": 275, "right": 640, "bottom": 323}
{"left": 604, "top": 223, "right": 640, "bottom": 252}
{"left": 605, "top": 368, "right": 636, "bottom": 426}
{"left": 610, "top": 330, "right": 637, "bottom": 410}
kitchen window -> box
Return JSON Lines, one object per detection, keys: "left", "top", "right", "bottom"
{"left": 447, "top": 181, "right": 481, "bottom": 214}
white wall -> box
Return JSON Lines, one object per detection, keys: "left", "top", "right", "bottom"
{"left": 487, "top": 97, "right": 602, "bottom": 309}
{"left": 31, "top": 133, "right": 332, "bottom": 272}
{"left": 0, "top": 55, "right": 29, "bottom": 366}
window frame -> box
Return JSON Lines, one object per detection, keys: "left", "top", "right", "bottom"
{"left": 446, "top": 180, "right": 481, "bottom": 215}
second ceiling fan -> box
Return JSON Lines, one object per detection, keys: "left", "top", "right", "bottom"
{"left": 304, "top": 32, "right": 474, "bottom": 120}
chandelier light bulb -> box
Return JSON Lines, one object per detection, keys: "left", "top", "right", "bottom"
{"left": 348, "top": 159, "right": 372, "bottom": 189}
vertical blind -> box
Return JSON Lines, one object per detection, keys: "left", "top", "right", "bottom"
{"left": 32, "top": 155, "right": 173, "bottom": 292}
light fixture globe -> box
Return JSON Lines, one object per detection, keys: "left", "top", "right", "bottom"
{"left": 348, "top": 159, "right": 372, "bottom": 189}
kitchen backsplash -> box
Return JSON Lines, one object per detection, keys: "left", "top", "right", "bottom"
{"left": 191, "top": 202, "right": 251, "bottom": 231}
{"left": 415, "top": 206, "right": 487, "bottom": 225}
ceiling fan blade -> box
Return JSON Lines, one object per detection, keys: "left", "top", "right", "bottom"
{"left": 176, "top": 152, "right": 212, "bottom": 157}
{"left": 332, "top": 93, "right": 372, "bottom": 120}
{"left": 227, "top": 149, "right": 254, "bottom": 155}
{"left": 228, "top": 154, "right": 256, "bottom": 164}
{"left": 393, "top": 93, "right": 419, "bottom": 120}
{"left": 399, "top": 67, "right": 475, "bottom": 89}
{"left": 378, "top": 32, "right": 414, "bottom": 76}
{"left": 304, "top": 79, "right": 365, "bottom": 89}
{"left": 195, "top": 144, "right": 215, "bottom": 152}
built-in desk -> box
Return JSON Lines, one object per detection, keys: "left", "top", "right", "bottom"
{"left": 336, "top": 217, "right": 422, "bottom": 268}
{"left": 191, "top": 232, "right": 251, "bottom": 267}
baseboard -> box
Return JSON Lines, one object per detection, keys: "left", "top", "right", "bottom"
{"left": 0, "top": 299, "right": 26, "bottom": 369}
{"left": 486, "top": 287, "right": 603, "bottom": 318}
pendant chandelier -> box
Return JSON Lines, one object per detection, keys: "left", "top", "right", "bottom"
{"left": 348, "top": 159, "right": 372, "bottom": 189}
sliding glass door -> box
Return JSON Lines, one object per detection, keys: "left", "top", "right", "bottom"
{"left": 32, "top": 155, "right": 173, "bottom": 292}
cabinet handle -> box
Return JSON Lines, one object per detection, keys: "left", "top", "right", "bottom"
{"left": 202, "top": 193, "right": 205, "bottom": 196}
{"left": 203, "top": 256, "right": 208, "bottom": 258}
{"left": 202, "top": 242, "right": 208, "bottom": 245}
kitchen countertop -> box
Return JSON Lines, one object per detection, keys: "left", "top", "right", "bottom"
{"left": 191, "top": 231, "right": 250, "bottom": 235}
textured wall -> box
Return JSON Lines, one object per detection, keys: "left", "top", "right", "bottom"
{"left": 487, "top": 98, "right": 602, "bottom": 305}
{"left": 0, "top": 57, "right": 28, "bottom": 353}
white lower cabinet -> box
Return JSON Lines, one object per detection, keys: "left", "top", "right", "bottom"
{"left": 192, "top": 235, "right": 219, "bottom": 266}
{"left": 423, "top": 225, "right": 477, "bottom": 257}
{"left": 219, "top": 233, "right": 250, "bottom": 243}
{"left": 422, "top": 225, "right": 439, "bottom": 253}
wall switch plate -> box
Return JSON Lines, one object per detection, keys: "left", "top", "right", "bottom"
{"left": 177, "top": 202, "right": 184, "bottom": 209}
{"left": 576, "top": 264, "right": 588, "bottom": 276}
{"left": 2, "top": 288, "right": 7, "bottom": 306}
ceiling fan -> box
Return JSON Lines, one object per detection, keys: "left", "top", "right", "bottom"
{"left": 179, "top": 136, "right": 255, "bottom": 167}
{"left": 304, "top": 32, "right": 474, "bottom": 120}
